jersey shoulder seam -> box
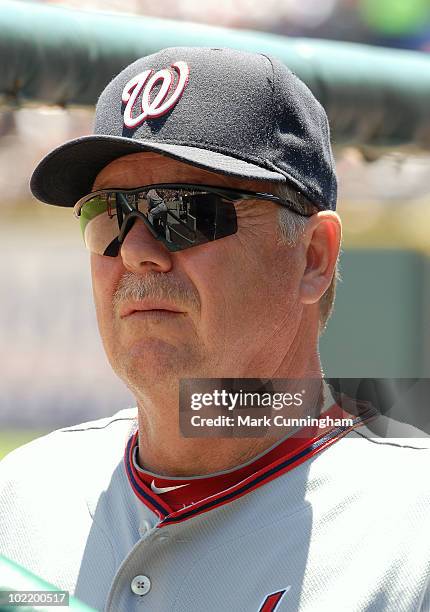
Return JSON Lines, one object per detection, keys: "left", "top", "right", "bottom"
{"left": 60, "top": 415, "right": 137, "bottom": 433}
{"left": 353, "top": 428, "right": 430, "bottom": 450}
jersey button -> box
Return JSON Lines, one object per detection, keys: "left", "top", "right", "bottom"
{"left": 131, "top": 575, "right": 151, "bottom": 596}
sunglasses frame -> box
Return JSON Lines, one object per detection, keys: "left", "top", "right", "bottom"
{"left": 73, "top": 182, "right": 313, "bottom": 254}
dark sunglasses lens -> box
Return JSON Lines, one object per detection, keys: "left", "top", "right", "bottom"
{"left": 141, "top": 190, "right": 238, "bottom": 251}
{"left": 79, "top": 188, "right": 238, "bottom": 255}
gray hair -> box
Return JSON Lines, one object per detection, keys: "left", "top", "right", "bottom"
{"left": 272, "top": 182, "right": 340, "bottom": 333}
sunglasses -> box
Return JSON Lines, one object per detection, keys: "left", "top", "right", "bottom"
{"left": 73, "top": 183, "right": 311, "bottom": 256}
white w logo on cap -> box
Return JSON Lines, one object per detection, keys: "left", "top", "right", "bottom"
{"left": 122, "top": 61, "right": 189, "bottom": 129}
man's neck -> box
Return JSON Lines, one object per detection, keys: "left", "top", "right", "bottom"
{"left": 136, "top": 352, "right": 324, "bottom": 477}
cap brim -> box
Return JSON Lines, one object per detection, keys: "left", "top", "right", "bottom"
{"left": 30, "top": 135, "right": 286, "bottom": 207}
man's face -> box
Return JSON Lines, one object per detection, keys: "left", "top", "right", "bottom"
{"left": 90, "top": 152, "right": 305, "bottom": 396}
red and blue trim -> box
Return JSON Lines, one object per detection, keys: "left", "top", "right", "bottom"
{"left": 124, "top": 404, "right": 376, "bottom": 525}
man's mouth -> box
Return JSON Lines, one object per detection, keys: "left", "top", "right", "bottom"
{"left": 119, "top": 300, "right": 185, "bottom": 319}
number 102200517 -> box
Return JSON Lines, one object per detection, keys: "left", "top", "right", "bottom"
{"left": 0, "top": 590, "right": 69, "bottom": 607}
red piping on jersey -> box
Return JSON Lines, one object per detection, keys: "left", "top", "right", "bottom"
{"left": 124, "top": 403, "right": 377, "bottom": 525}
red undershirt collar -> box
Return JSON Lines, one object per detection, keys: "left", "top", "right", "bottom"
{"left": 124, "top": 399, "right": 377, "bottom": 526}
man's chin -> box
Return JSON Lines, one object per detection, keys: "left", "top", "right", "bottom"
{"left": 109, "top": 339, "right": 202, "bottom": 389}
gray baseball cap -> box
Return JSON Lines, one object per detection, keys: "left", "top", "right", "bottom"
{"left": 30, "top": 46, "right": 337, "bottom": 210}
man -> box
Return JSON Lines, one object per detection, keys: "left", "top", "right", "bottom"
{"left": 0, "top": 47, "right": 429, "bottom": 612}
{"left": 146, "top": 188, "right": 168, "bottom": 234}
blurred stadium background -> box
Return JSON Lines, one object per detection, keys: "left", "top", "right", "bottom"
{"left": 1, "top": 0, "right": 430, "bottom": 458}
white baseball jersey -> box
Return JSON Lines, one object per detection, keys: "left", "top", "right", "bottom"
{"left": 0, "top": 406, "right": 429, "bottom": 612}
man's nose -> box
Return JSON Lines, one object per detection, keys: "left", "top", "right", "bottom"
{"left": 120, "top": 218, "right": 173, "bottom": 273}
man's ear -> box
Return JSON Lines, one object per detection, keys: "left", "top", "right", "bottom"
{"left": 299, "top": 211, "right": 342, "bottom": 305}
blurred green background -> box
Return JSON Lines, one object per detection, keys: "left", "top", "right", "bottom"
{"left": 0, "top": 431, "right": 45, "bottom": 460}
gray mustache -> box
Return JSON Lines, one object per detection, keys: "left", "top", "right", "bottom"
{"left": 113, "top": 272, "right": 200, "bottom": 313}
